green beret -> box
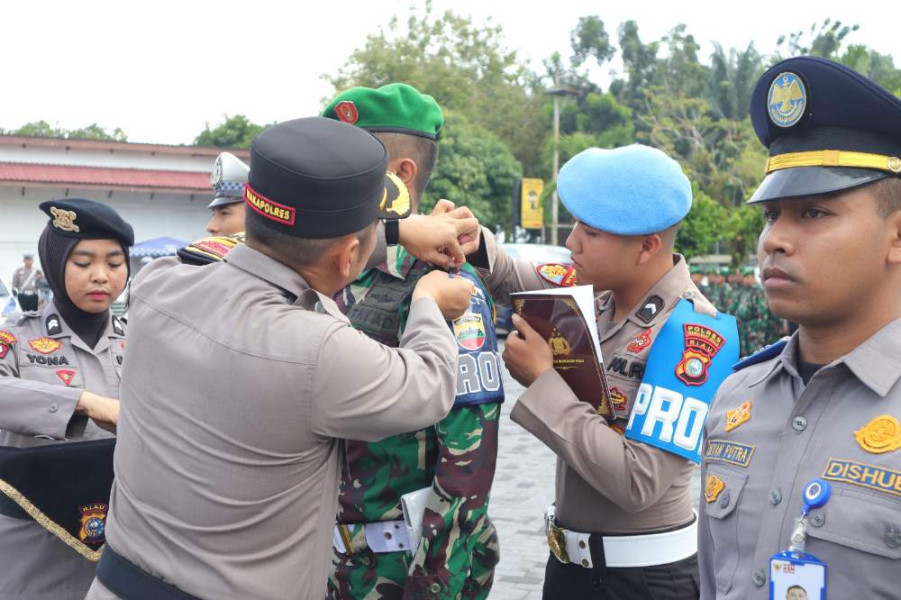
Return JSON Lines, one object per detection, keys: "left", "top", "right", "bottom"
{"left": 322, "top": 83, "right": 444, "bottom": 140}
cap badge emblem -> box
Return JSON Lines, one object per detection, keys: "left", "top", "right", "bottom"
{"left": 50, "top": 207, "right": 80, "bottom": 233}
{"left": 767, "top": 72, "right": 807, "bottom": 128}
{"left": 336, "top": 101, "right": 359, "bottom": 125}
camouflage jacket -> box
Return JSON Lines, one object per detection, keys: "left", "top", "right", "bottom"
{"left": 332, "top": 247, "right": 503, "bottom": 598}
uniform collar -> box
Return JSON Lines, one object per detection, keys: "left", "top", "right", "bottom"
{"left": 225, "top": 245, "right": 348, "bottom": 322}
{"left": 225, "top": 244, "right": 312, "bottom": 299}
{"left": 841, "top": 317, "right": 901, "bottom": 397}
{"left": 750, "top": 319, "right": 901, "bottom": 395}
{"left": 38, "top": 304, "right": 124, "bottom": 354}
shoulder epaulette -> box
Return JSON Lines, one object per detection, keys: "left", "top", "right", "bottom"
{"left": 733, "top": 338, "right": 789, "bottom": 372}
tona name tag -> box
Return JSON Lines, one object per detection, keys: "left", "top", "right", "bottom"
{"left": 822, "top": 458, "right": 901, "bottom": 497}
{"left": 705, "top": 439, "right": 756, "bottom": 468}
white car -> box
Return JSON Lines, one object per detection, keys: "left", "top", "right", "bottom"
{"left": 0, "top": 276, "right": 18, "bottom": 321}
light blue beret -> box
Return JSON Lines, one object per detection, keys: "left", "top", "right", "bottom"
{"left": 558, "top": 145, "right": 692, "bottom": 235}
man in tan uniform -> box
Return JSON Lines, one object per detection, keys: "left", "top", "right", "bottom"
{"left": 85, "top": 117, "right": 479, "bottom": 600}
{"left": 699, "top": 57, "right": 901, "bottom": 599}
{"left": 470, "top": 145, "right": 738, "bottom": 598}
{"left": 10, "top": 253, "right": 43, "bottom": 312}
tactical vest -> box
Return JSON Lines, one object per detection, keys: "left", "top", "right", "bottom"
{"left": 346, "top": 263, "right": 504, "bottom": 407}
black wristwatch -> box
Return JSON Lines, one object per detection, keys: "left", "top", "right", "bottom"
{"left": 384, "top": 219, "right": 400, "bottom": 246}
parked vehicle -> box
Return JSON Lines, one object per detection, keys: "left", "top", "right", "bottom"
{"left": 0, "top": 277, "right": 18, "bottom": 321}
{"left": 494, "top": 243, "right": 573, "bottom": 336}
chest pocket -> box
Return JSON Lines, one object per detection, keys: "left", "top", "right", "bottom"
{"left": 703, "top": 466, "right": 748, "bottom": 595}
{"left": 803, "top": 489, "right": 901, "bottom": 596}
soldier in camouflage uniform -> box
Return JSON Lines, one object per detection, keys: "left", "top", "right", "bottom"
{"left": 322, "top": 84, "right": 504, "bottom": 600}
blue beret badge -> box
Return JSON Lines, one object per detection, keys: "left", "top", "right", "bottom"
{"left": 767, "top": 72, "right": 807, "bottom": 128}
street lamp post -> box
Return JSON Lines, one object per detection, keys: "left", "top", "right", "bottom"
{"left": 547, "top": 75, "right": 578, "bottom": 246}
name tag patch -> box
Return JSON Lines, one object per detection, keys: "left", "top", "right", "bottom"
{"left": 822, "top": 458, "right": 901, "bottom": 497}
{"left": 705, "top": 439, "right": 756, "bottom": 468}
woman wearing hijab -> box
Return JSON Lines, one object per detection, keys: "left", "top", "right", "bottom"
{"left": 0, "top": 198, "right": 133, "bottom": 600}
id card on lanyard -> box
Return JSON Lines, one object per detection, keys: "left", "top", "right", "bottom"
{"left": 769, "top": 479, "right": 830, "bottom": 600}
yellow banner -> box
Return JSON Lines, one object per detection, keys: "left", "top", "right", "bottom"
{"left": 521, "top": 178, "right": 544, "bottom": 229}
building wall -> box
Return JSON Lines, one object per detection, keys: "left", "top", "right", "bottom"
{"left": 0, "top": 186, "right": 213, "bottom": 284}
{"left": 0, "top": 144, "right": 217, "bottom": 172}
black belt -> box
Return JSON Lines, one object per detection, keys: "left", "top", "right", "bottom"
{"left": 97, "top": 545, "right": 201, "bottom": 600}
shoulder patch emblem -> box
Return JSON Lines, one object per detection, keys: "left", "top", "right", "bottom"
{"left": 535, "top": 263, "right": 577, "bottom": 287}
{"left": 705, "top": 474, "right": 726, "bottom": 503}
{"left": 636, "top": 295, "right": 665, "bottom": 323}
{"left": 855, "top": 415, "right": 901, "bottom": 454}
{"left": 56, "top": 370, "right": 76, "bottom": 386}
{"left": 0, "top": 331, "right": 17, "bottom": 346}
{"left": 627, "top": 329, "right": 652, "bottom": 354}
{"left": 453, "top": 313, "right": 486, "bottom": 351}
{"left": 78, "top": 504, "right": 108, "bottom": 544}
{"left": 725, "top": 401, "right": 752, "bottom": 432}
{"left": 675, "top": 323, "right": 726, "bottom": 386}
{"left": 28, "top": 337, "right": 62, "bottom": 355}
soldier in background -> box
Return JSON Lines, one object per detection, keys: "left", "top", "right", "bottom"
{"left": 205, "top": 152, "right": 248, "bottom": 236}
{"left": 322, "top": 83, "right": 504, "bottom": 600}
{"left": 11, "top": 253, "right": 43, "bottom": 312}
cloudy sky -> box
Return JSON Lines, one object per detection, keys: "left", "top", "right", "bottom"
{"left": 3, "top": 0, "right": 893, "bottom": 145}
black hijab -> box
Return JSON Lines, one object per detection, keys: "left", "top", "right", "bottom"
{"left": 36, "top": 199, "right": 134, "bottom": 349}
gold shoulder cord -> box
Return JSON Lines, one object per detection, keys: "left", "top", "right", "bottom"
{"left": 0, "top": 478, "right": 104, "bottom": 561}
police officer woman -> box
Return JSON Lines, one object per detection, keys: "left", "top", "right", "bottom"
{"left": 0, "top": 198, "right": 133, "bottom": 600}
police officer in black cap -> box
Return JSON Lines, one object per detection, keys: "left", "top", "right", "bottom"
{"left": 699, "top": 56, "right": 901, "bottom": 599}
{"left": 0, "top": 198, "right": 132, "bottom": 599}
{"left": 86, "top": 117, "right": 479, "bottom": 600}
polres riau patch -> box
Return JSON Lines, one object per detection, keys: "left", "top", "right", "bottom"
{"left": 244, "top": 183, "right": 296, "bottom": 226}
{"left": 705, "top": 439, "right": 756, "bottom": 468}
{"left": 535, "top": 263, "right": 577, "bottom": 287}
{"left": 675, "top": 323, "right": 726, "bottom": 386}
{"left": 767, "top": 72, "right": 807, "bottom": 128}
{"left": 823, "top": 458, "right": 901, "bottom": 498}
{"left": 78, "top": 504, "right": 108, "bottom": 544}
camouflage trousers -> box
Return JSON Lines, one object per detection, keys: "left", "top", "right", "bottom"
{"left": 327, "top": 519, "right": 499, "bottom": 600}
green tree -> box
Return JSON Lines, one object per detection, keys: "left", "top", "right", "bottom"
{"left": 423, "top": 113, "right": 522, "bottom": 231}
{"left": 676, "top": 186, "right": 728, "bottom": 261}
{"left": 194, "top": 114, "right": 266, "bottom": 148}
{"left": 8, "top": 121, "right": 127, "bottom": 141}
{"left": 327, "top": 4, "right": 544, "bottom": 175}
